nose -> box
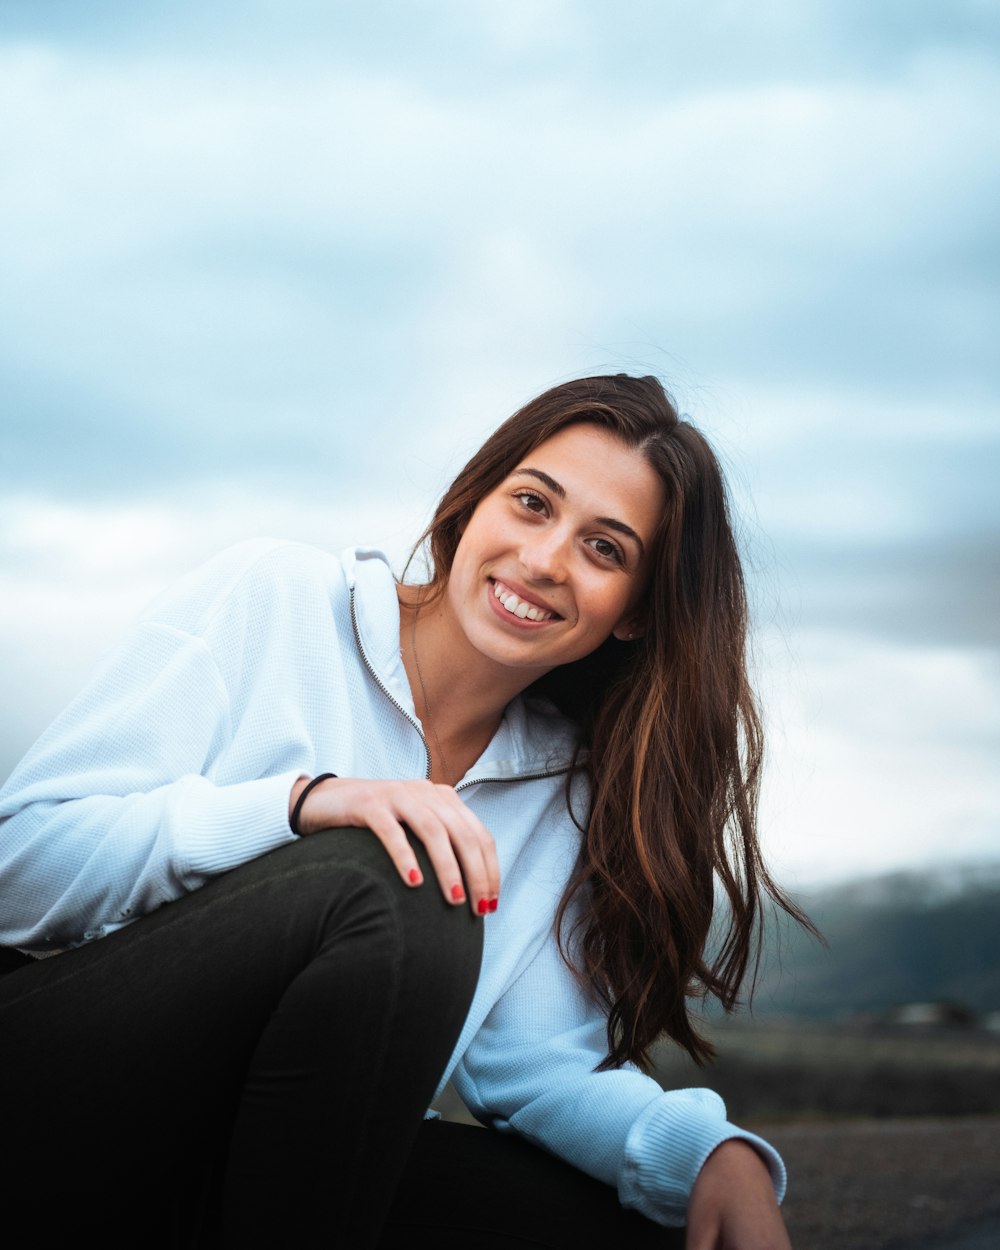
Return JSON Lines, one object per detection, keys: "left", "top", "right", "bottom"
{"left": 519, "top": 526, "right": 570, "bottom": 583}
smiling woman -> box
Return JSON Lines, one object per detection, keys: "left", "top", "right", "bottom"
{"left": 429, "top": 424, "right": 664, "bottom": 692}
{"left": 0, "top": 374, "right": 809, "bottom": 1249}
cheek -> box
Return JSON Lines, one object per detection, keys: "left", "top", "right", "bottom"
{"left": 448, "top": 529, "right": 489, "bottom": 603}
{"left": 578, "top": 579, "right": 630, "bottom": 633}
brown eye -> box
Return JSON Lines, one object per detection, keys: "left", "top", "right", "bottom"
{"left": 588, "top": 537, "right": 624, "bottom": 564}
{"left": 514, "top": 491, "right": 547, "bottom": 514}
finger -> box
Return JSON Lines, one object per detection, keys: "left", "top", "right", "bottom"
{"left": 453, "top": 838, "right": 493, "bottom": 917}
{"left": 444, "top": 794, "right": 500, "bottom": 902}
{"left": 390, "top": 785, "right": 490, "bottom": 912}
{"left": 479, "top": 818, "right": 501, "bottom": 904}
{"left": 362, "top": 810, "right": 428, "bottom": 888}
{"left": 433, "top": 799, "right": 499, "bottom": 916}
{"left": 395, "top": 811, "right": 470, "bottom": 907}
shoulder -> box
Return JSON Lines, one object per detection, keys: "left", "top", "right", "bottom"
{"left": 137, "top": 540, "right": 377, "bottom": 640}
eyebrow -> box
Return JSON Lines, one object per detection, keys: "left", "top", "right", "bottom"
{"left": 514, "top": 467, "right": 646, "bottom": 557}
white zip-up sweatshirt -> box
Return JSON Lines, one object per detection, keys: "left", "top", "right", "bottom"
{"left": 0, "top": 539, "right": 785, "bottom": 1227}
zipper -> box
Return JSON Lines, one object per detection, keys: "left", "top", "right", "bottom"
{"left": 455, "top": 768, "right": 568, "bottom": 793}
{"left": 350, "top": 585, "right": 432, "bottom": 780}
{"left": 349, "top": 583, "right": 574, "bottom": 792}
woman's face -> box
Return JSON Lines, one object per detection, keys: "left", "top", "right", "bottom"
{"left": 445, "top": 423, "right": 665, "bottom": 677}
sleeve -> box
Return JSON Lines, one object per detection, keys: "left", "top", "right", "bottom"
{"left": 449, "top": 927, "right": 786, "bottom": 1228}
{"left": 0, "top": 545, "right": 307, "bottom": 949}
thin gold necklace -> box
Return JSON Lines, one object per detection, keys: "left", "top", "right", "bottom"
{"left": 410, "top": 599, "right": 453, "bottom": 783}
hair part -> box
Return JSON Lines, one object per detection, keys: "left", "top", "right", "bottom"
{"left": 415, "top": 374, "right": 816, "bottom": 1069}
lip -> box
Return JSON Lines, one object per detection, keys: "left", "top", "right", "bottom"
{"left": 487, "top": 577, "right": 563, "bottom": 627}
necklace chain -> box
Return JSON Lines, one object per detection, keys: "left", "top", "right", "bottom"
{"left": 410, "top": 599, "right": 452, "bottom": 783}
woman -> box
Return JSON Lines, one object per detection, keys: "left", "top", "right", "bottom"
{"left": 0, "top": 374, "right": 802, "bottom": 1248}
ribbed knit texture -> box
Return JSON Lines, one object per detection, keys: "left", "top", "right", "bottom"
{"left": 0, "top": 539, "right": 785, "bottom": 1225}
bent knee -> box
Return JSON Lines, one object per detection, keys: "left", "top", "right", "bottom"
{"left": 259, "top": 829, "right": 484, "bottom": 990}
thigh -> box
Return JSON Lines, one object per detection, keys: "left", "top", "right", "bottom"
{"left": 1, "top": 853, "right": 299, "bottom": 1243}
{"left": 2, "top": 833, "right": 398, "bottom": 1125}
{"left": 0, "top": 831, "right": 482, "bottom": 1245}
{"left": 379, "top": 1121, "right": 683, "bottom": 1250}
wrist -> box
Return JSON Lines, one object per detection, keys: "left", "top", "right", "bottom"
{"left": 288, "top": 772, "right": 337, "bottom": 836}
{"left": 288, "top": 776, "right": 309, "bottom": 822}
{"left": 699, "top": 1138, "right": 774, "bottom": 1185}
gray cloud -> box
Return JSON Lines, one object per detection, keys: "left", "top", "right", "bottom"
{"left": 3, "top": 43, "right": 996, "bottom": 452}
{"left": 9, "top": 2, "right": 998, "bottom": 85}
{"left": 771, "top": 533, "right": 1000, "bottom": 649}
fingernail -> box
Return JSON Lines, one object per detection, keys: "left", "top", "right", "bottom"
{"left": 408, "top": 868, "right": 422, "bottom": 885}
{"left": 489, "top": 897, "right": 498, "bottom": 912}
{"left": 477, "top": 898, "right": 489, "bottom": 915}
{"left": 450, "top": 883, "right": 465, "bottom": 903}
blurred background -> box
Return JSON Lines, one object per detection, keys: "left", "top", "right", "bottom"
{"left": 3, "top": 0, "right": 997, "bottom": 888}
{"left": 2, "top": 4, "right": 998, "bottom": 1243}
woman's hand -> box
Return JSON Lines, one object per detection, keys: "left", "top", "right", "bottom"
{"left": 288, "top": 775, "right": 500, "bottom": 917}
{"left": 686, "top": 1140, "right": 793, "bottom": 1250}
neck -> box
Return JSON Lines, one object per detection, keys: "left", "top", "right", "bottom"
{"left": 398, "top": 585, "right": 536, "bottom": 785}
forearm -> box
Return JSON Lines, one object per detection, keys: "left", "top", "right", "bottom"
{"left": 0, "top": 541, "right": 356, "bottom": 948}
{"left": 0, "top": 619, "right": 294, "bottom": 947}
{"left": 452, "top": 930, "right": 785, "bottom": 1229}
{"left": 459, "top": 1054, "right": 784, "bottom": 1228}
{"left": 686, "top": 1139, "right": 792, "bottom": 1249}
{"left": 0, "top": 771, "right": 301, "bottom": 947}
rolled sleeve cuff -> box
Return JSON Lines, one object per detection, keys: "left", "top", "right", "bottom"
{"left": 619, "top": 1087, "right": 787, "bottom": 1227}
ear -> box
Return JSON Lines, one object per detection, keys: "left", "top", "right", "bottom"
{"left": 612, "top": 616, "right": 645, "bottom": 642}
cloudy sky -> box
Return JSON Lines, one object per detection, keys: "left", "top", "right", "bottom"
{"left": 2, "top": 0, "right": 997, "bottom": 886}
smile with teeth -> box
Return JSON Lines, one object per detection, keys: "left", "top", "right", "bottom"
{"left": 492, "top": 579, "right": 558, "bottom": 622}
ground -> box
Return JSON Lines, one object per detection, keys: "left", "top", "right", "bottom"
{"left": 755, "top": 1115, "right": 1000, "bottom": 1250}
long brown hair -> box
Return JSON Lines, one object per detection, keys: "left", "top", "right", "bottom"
{"left": 417, "top": 374, "right": 814, "bottom": 1069}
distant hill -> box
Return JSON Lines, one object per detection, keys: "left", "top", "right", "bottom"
{"left": 742, "top": 862, "right": 1000, "bottom": 1020}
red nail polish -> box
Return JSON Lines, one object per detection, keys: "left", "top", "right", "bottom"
{"left": 451, "top": 883, "right": 465, "bottom": 903}
{"left": 489, "top": 897, "right": 498, "bottom": 912}
{"left": 477, "top": 898, "right": 489, "bottom": 915}
{"left": 408, "top": 868, "right": 421, "bottom": 885}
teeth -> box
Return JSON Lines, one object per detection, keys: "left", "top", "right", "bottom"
{"left": 492, "top": 580, "right": 555, "bottom": 622}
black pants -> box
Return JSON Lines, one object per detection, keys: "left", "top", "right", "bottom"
{"left": 0, "top": 832, "right": 676, "bottom": 1248}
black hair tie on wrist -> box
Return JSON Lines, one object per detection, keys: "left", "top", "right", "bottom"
{"left": 290, "top": 772, "right": 337, "bottom": 837}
